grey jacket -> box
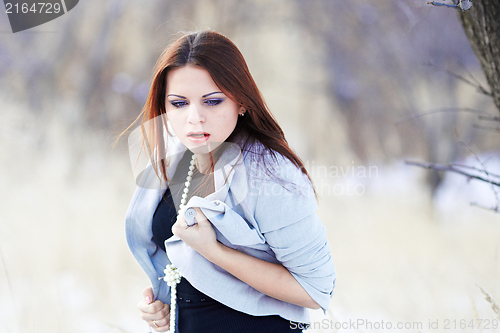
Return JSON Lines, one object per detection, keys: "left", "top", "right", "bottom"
{"left": 125, "top": 139, "right": 335, "bottom": 324}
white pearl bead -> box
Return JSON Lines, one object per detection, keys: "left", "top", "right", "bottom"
{"left": 164, "top": 154, "right": 196, "bottom": 333}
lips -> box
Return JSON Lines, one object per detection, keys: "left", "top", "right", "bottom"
{"left": 187, "top": 131, "right": 210, "bottom": 143}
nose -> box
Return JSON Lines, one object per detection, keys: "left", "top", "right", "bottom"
{"left": 186, "top": 103, "right": 205, "bottom": 124}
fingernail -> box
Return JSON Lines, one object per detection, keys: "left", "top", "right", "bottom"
{"left": 146, "top": 296, "right": 152, "bottom": 304}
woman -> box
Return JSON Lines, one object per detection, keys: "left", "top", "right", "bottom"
{"left": 125, "top": 30, "right": 335, "bottom": 333}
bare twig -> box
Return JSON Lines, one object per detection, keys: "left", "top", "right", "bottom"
{"left": 396, "top": 107, "right": 491, "bottom": 125}
{"left": 424, "top": 62, "right": 492, "bottom": 96}
{"left": 407, "top": 136, "right": 500, "bottom": 211}
{"left": 472, "top": 124, "right": 500, "bottom": 132}
{"left": 443, "top": 68, "right": 493, "bottom": 96}
{"left": 476, "top": 284, "right": 500, "bottom": 320}
{"left": 478, "top": 115, "right": 500, "bottom": 122}
{"left": 428, "top": 0, "right": 473, "bottom": 11}
{"left": 458, "top": 138, "right": 500, "bottom": 203}
{"left": 428, "top": 1, "right": 459, "bottom": 9}
{"left": 404, "top": 160, "right": 500, "bottom": 187}
{"left": 451, "top": 163, "right": 500, "bottom": 180}
{"left": 459, "top": 62, "right": 493, "bottom": 96}
{"left": 471, "top": 202, "right": 500, "bottom": 213}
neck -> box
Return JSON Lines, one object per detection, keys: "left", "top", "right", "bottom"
{"left": 194, "top": 152, "right": 214, "bottom": 174}
{"left": 192, "top": 144, "right": 226, "bottom": 174}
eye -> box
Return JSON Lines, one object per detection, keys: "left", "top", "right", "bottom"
{"left": 170, "top": 100, "right": 188, "bottom": 108}
{"left": 204, "top": 98, "right": 223, "bottom": 106}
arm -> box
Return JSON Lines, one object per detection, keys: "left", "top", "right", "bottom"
{"left": 208, "top": 237, "right": 321, "bottom": 309}
{"left": 172, "top": 208, "right": 321, "bottom": 309}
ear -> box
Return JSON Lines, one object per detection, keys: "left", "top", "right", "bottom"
{"left": 238, "top": 106, "right": 246, "bottom": 116}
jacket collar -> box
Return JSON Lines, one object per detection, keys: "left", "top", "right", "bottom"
{"left": 135, "top": 137, "right": 245, "bottom": 199}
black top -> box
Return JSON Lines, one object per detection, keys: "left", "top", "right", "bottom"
{"left": 152, "top": 150, "right": 214, "bottom": 252}
{"left": 151, "top": 151, "right": 302, "bottom": 332}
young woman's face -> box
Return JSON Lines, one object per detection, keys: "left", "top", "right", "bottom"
{"left": 165, "top": 65, "right": 243, "bottom": 154}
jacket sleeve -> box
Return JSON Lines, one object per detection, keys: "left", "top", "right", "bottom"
{"left": 125, "top": 165, "right": 173, "bottom": 305}
{"left": 253, "top": 156, "right": 336, "bottom": 311}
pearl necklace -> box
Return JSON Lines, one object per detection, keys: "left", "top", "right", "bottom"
{"left": 162, "top": 153, "right": 196, "bottom": 333}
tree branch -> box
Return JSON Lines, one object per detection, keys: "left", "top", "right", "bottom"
{"left": 428, "top": 1, "right": 473, "bottom": 11}
{"left": 476, "top": 284, "right": 500, "bottom": 320}
{"left": 478, "top": 115, "right": 500, "bottom": 122}
{"left": 443, "top": 68, "right": 493, "bottom": 96}
{"left": 470, "top": 202, "right": 500, "bottom": 213}
{"left": 472, "top": 124, "right": 500, "bottom": 132}
{"left": 404, "top": 160, "right": 500, "bottom": 187}
{"left": 423, "top": 62, "right": 493, "bottom": 97}
{"left": 428, "top": 1, "right": 460, "bottom": 9}
{"left": 396, "top": 107, "right": 493, "bottom": 125}
{"left": 450, "top": 162, "right": 500, "bottom": 179}
{"left": 457, "top": 1, "right": 500, "bottom": 113}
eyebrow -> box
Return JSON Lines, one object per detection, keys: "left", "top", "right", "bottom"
{"left": 166, "top": 91, "right": 223, "bottom": 99}
{"left": 202, "top": 91, "right": 223, "bottom": 98}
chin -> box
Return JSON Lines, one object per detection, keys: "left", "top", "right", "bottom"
{"left": 187, "top": 142, "right": 222, "bottom": 155}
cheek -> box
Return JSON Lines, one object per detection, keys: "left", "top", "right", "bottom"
{"left": 166, "top": 113, "right": 184, "bottom": 135}
{"left": 220, "top": 112, "right": 238, "bottom": 133}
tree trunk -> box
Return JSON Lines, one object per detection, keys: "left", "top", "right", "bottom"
{"left": 457, "top": 1, "right": 500, "bottom": 113}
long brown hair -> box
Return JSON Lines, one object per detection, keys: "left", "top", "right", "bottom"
{"left": 126, "top": 30, "right": 313, "bottom": 188}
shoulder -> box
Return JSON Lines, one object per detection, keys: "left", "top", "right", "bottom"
{"left": 242, "top": 141, "right": 313, "bottom": 197}
{"left": 240, "top": 141, "right": 317, "bottom": 232}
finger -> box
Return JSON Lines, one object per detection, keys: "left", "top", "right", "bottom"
{"left": 172, "top": 215, "right": 190, "bottom": 236}
{"left": 140, "top": 304, "right": 170, "bottom": 321}
{"left": 141, "top": 309, "right": 170, "bottom": 321}
{"left": 151, "top": 319, "right": 170, "bottom": 332}
{"left": 138, "top": 299, "right": 165, "bottom": 314}
{"left": 149, "top": 316, "right": 170, "bottom": 328}
{"left": 193, "top": 207, "right": 210, "bottom": 225}
{"left": 171, "top": 219, "right": 181, "bottom": 236}
{"left": 142, "top": 286, "right": 154, "bottom": 305}
{"left": 147, "top": 307, "right": 171, "bottom": 332}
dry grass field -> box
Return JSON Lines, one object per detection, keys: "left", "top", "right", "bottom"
{"left": 1, "top": 118, "right": 499, "bottom": 332}
{"left": 314, "top": 172, "right": 500, "bottom": 332}
{"left": 1, "top": 2, "right": 499, "bottom": 330}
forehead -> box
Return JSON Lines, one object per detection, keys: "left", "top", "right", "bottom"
{"left": 166, "top": 65, "right": 219, "bottom": 95}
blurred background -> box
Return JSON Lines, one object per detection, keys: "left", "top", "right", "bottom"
{"left": 1, "top": 0, "right": 499, "bottom": 332}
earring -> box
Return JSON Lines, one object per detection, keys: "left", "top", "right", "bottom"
{"left": 240, "top": 111, "right": 245, "bottom": 117}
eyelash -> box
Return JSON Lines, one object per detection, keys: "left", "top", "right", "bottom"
{"left": 169, "top": 98, "right": 224, "bottom": 108}
{"left": 205, "top": 98, "right": 223, "bottom": 106}
{"left": 170, "top": 101, "right": 188, "bottom": 108}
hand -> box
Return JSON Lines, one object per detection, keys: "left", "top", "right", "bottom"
{"left": 172, "top": 207, "right": 220, "bottom": 259}
{"left": 137, "top": 286, "right": 170, "bottom": 332}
